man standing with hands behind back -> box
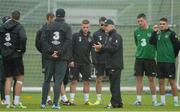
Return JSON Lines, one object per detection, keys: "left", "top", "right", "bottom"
{"left": 40, "top": 8, "right": 72, "bottom": 109}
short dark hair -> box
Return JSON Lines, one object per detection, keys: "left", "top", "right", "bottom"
{"left": 99, "top": 16, "right": 106, "bottom": 23}
{"left": 82, "top": 19, "right": 90, "bottom": 24}
{"left": 46, "top": 12, "right": 54, "bottom": 20}
{"left": 12, "top": 10, "right": 20, "bottom": 20}
{"left": 137, "top": 13, "right": 146, "bottom": 19}
{"left": 160, "top": 17, "right": 168, "bottom": 22}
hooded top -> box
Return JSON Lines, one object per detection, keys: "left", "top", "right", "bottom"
{"left": 0, "top": 19, "right": 27, "bottom": 59}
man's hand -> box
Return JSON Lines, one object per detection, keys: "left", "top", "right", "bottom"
{"left": 92, "top": 42, "right": 102, "bottom": 52}
{"left": 68, "top": 61, "right": 75, "bottom": 68}
{"left": 153, "top": 24, "right": 159, "bottom": 32}
{"left": 52, "top": 51, "right": 59, "bottom": 58}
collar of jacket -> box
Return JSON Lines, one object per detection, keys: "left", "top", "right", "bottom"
{"left": 108, "top": 29, "right": 116, "bottom": 36}
{"left": 160, "top": 28, "right": 170, "bottom": 32}
{"left": 55, "top": 17, "right": 65, "bottom": 22}
{"left": 100, "top": 28, "right": 105, "bottom": 33}
{"left": 79, "top": 30, "right": 91, "bottom": 37}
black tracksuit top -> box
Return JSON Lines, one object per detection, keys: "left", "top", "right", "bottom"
{"left": 41, "top": 18, "right": 72, "bottom": 61}
{"left": 92, "top": 28, "right": 107, "bottom": 64}
{"left": 72, "top": 30, "right": 93, "bottom": 65}
{"left": 0, "top": 19, "right": 27, "bottom": 59}
{"left": 102, "top": 29, "right": 124, "bottom": 69}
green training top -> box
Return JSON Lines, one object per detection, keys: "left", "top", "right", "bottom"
{"left": 134, "top": 27, "right": 156, "bottom": 59}
{"left": 156, "top": 30, "right": 175, "bottom": 63}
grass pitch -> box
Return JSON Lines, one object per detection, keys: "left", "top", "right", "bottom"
{"left": 0, "top": 91, "right": 180, "bottom": 111}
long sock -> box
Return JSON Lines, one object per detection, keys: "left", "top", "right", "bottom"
{"left": 5, "top": 95, "right": 10, "bottom": 105}
{"left": 161, "top": 95, "right": 166, "bottom": 104}
{"left": 47, "top": 96, "right": 51, "bottom": 101}
{"left": 70, "top": 93, "right": 75, "bottom": 101}
{"left": 137, "top": 95, "right": 141, "bottom": 102}
{"left": 61, "top": 95, "right": 68, "bottom": 102}
{"left": 174, "top": 96, "right": 178, "bottom": 103}
{"left": 14, "top": 96, "right": 20, "bottom": 105}
{"left": 97, "top": 94, "right": 101, "bottom": 101}
{"left": 84, "top": 93, "right": 89, "bottom": 102}
{"left": 152, "top": 95, "right": 157, "bottom": 103}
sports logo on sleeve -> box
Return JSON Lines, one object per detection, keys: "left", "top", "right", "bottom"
{"left": 51, "top": 31, "right": 61, "bottom": 45}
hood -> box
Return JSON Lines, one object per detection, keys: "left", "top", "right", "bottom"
{"left": 3, "top": 19, "right": 19, "bottom": 31}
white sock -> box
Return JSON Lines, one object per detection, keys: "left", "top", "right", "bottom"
{"left": 174, "top": 96, "right": 178, "bottom": 103}
{"left": 161, "top": 95, "right": 166, "bottom": 104}
{"left": 97, "top": 94, "right": 101, "bottom": 101}
{"left": 137, "top": 95, "right": 141, "bottom": 102}
{"left": 152, "top": 95, "right": 157, "bottom": 103}
{"left": 70, "top": 93, "right": 75, "bottom": 101}
{"left": 84, "top": 93, "right": 89, "bottom": 102}
{"left": 14, "top": 96, "right": 20, "bottom": 105}
{"left": 5, "top": 95, "right": 10, "bottom": 105}
{"left": 61, "top": 95, "right": 68, "bottom": 102}
{"left": 47, "top": 96, "right": 51, "bottom": 101}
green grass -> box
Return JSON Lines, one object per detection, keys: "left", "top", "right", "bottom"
{"left": 0, "top": 92, "right": 180, "bottom": 111}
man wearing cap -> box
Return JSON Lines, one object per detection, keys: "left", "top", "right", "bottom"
{"left": 92, "top": 16, "right": 107, "bottom": 105}
{"left": 93, "top": 19, "right": 123, "bottom": 108}
{"left": 40, "top": 8, "right": 72, "bottom": 109}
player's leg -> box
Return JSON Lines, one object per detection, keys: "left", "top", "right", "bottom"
{"left": 3, "top": 58, "right": 13, "bottom": 108}
{"left": 82, "top": 64, "right": 93, "bottom": 105}
{"left": 155, "top": 62, "right": 166, "bottom": 106}
{"left": 169, "top": 79, "right": 179, "bottom": 106}
{"left": 69, "top": 64, "right": 79, "bottom": 105}
{"left": 47, "top": 79, "right": 53, "bottom": 105}
{"left": 60, "top": 67, "right": 70, "bottom": 105}
{"left": 145, "top": 60, "right": 157, "bottom": 105}
{"left": 60, "top": 83, "right": 70, "bottom": 105}
{"left": 147, "top": 76, "right": 157, "bottom": 105}
{"left": 168, "top": 63, "right": 179, "bottom": 106}
{"left": 134, "top": 59, "right": 144, "bottom": 105}
{"left": 13, "top": 57, "right": 26, "bottom": 109}
{"left": 106, "top": 69, "right": 123, "bottom": 108}
{"left": 0, "top": 62, "right": 5, "bottom": 105}
{"left": 12, "top": 77, "right": 16, "bottom": 104}
{"left": 94, "top": 64, "right": 105, "bottom": 105}
{"left": 5, "top": 76, "right": 12, "bottom": 108}
{"left": 41, "top": 60, "right": 54, "bottom": 108}
{"left": 52, "top": 61, "right": 67, "bottom": 109}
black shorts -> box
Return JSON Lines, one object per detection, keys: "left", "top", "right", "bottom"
{"left": 70, "top": 64, "right": 91, "bottom": 81}
{"left": 95, "top": 64, "right": 106, "bottom": 76}
{"left": 157, "top": 62, "right": 175, "bottom": 79}
{"left": 134, "top": 58, "right": 157, "bottom": 77}
{"left": 3, "top": 57, "right": 24, "bottom": 77}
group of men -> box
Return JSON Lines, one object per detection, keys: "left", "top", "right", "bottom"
{"left": 35, "top": 8, "right": 123, "bottom": 109}
{"left": 133, "top": 13, "right": 180, "bottom": 107}
{"left": 0, "top": 8, "right": 179, "bottom": 110}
